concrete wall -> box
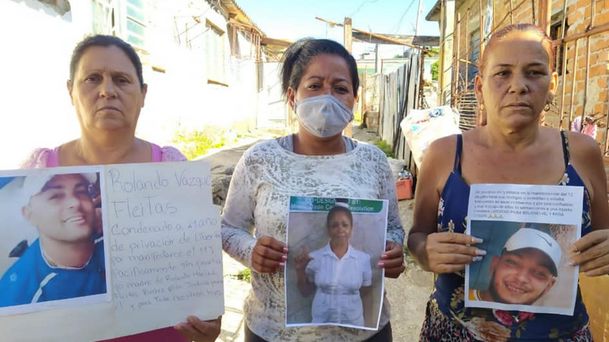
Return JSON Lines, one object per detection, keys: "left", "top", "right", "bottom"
{"left": 0, "top": 0, "right": 261, "bottom": 169}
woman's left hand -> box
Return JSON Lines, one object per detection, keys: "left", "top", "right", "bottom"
{"left": 378, "top": 241, "right": 405, "bottom": 278}
{"left": 174, "top": 316, "right": 221, "bottom": 342}
{"left": 570, "top": 229, "right": 609, "bottom": 276}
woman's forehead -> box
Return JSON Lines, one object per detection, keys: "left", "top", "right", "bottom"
{"left": 485, "top": 36, "right": 550, "bottom": 67}
{"left": 76, "top": 45, "right": 137, "bottom": 75}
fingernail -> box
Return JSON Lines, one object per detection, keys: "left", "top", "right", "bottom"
{"left": 476, "top": 249, "right": 487, "bottom": 256}
{"left": 381, "top": 254, "right": 388, "bottom": 259}
{"left": 473, "top": 256, "right": 483, "bottom": 262}
{"left": 279, "top": 262, "right": 285, "bottom": 267}
{"left": 282, "top": 255, "right": 287, "bottom": 261}
{"left": 471, "top": 237, "right": 483, "bottom": 244}
{"left": 377, "top": 261, "right": 385, "bottom": 267}
{"left": 567, "top": 260, "right": 576, "bottom": 266}
{"left": 570, "top": 245, "right": 578, "bottom": 253}
{"left": 283, "top": 247, "right": 289, "bottom": 253}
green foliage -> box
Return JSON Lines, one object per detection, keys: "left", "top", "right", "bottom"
{"left": 373, "top": 140, "right": 395, "bottom": 158}
{"left": 403, "top": 246, "right": 415, "bottom": 265}
{"left": 431, "top": 60, "right": 439, "bottom": 81}
{"left": 172, "top": 126, "right": 228, "bottom": 160}
{"left": 236, "top": 269, "right": 251, "bottom": 282}
{"left": 424, "top": 47, "right": 440, "bottom": 56}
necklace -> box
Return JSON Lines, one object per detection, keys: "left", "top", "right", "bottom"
{"left": 40, "top": 244, "right": 92, "bottom": 270}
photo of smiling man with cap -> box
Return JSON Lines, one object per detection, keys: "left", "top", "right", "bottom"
{"left": 0, "top": 172, "right": 106, "bottom": 309}
{"left": 469, "top": 227, "right": 562, "bottom": 305}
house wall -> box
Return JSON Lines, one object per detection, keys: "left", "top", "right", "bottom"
{"left": 0, "top": 0, "right": 261, "bottom": 169}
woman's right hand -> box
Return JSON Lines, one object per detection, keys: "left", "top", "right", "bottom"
{"left": 425, "top": 232, "right": 486, "bottom": 274}
{"left": 251, "top": 236, "right": 287, "bottom": 273}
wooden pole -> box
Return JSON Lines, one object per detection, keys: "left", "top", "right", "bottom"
{"left": 543, "top": 0, "right": 551, "bottom": 35}
{"left": 479, "top": 0, "right": 484, "bottom": 58}
{"left": 509, "top": 0, "right": 514, "bottom": 24}
{"left": 559, "top": 40, "right": 569, "bottom": 129}
{"left": 556, "top": 22, "right": 609, "bottom": 45}
{"left": 538, "top": 0, "right": 551, "bottom": 35}
{"left": 558, "top": 0, "right": 569, "bottom": 129}
{"left": 568, "top": 39, "right": 579, "bottom": 130}
{"left": 531, "top": 0, "right": 536, "bottom": 24}
{"left": 465, "top": 9, "right": 470, "bottom": 88}
{"left": 343, "top": 17, "right": 353, "bottom": 53}
{"left": 344, "top": 17, "right": 353, "bottom": 137}
{"left": 454, "top": 13, "right": 461, "bottom": 97}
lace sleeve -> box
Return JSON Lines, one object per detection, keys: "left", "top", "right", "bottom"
{"left": 377, "top": 150, "right": 405, "bottom": 245}
{"left": 160, "top": 146, "right": 188, "bottom": 162}
{"left": 221, "top": 151, "right": 257, "bottom": 268}
{"left": 20, "top": 148, "right": 52, "bottom": 169}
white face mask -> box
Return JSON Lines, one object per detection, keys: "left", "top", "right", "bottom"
{"left": 294, "top": 94, "right": 354, "bottom": 138}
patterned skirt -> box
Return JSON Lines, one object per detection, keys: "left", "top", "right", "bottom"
{"left": 418, "top": 300, "right": 594, "bottom": 342}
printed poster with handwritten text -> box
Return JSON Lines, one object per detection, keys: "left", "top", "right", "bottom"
{"left": 0, "top": 161, "right": 223, "bottom": 342}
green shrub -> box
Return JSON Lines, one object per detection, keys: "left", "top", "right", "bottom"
{"left": 236, "top": 269, "right": 251, "bottom": 282}
{"left": 374, "top": 140, "right": 395, "bottom": 158}
{"left": 172, "top": 126, "right": 227, "bottom": 160}
{"left": 431, "top": 60, "right": 439, "bottom": 81}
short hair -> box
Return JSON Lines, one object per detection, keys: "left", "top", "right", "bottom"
{"left": 69, "top": 35, "right": 145, "bottom": 89}
{"left": 280, "top": 38, "right": 359, "bottom": 98}
{"left": 326, "top": 205, "right": 353, "bottom": 229}
{"left": 479, "top": 24, "right": 555, "bottom": 77}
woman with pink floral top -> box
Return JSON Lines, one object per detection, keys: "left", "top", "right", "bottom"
{"left": 22, "top": 34, "right": 221, "bottom": 342}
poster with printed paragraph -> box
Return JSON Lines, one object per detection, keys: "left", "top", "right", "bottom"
{"left": 465, "top": 184, "right": 583, "bottom": 315}
{"left": 0, "top": 161, "right": 224, "bottom": 342}
{"left": 285, "top": 196, "right": 388, "bottom": 331}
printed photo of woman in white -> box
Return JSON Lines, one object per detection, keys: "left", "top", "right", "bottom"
{"left": 294, "top": 200, "right": 373, "bottom": 328}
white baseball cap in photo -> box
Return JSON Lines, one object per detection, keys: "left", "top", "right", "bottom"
{"left": 21, "top": 172, "right": 98, "bottom": 207}
{"left": 503, "top": 228, "right": 562, "bottom": 277}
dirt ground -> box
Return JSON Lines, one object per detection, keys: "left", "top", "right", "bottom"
{"left": 353, "top": 126, "right": 433, "bottom": 342}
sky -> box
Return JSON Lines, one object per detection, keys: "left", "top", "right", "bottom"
{"left": 234, "top": 0, "right": 441, "bottom": 58}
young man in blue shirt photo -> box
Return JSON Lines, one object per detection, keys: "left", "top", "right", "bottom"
{"left": 0, "top": 172, "right": 106, "bottom": 308}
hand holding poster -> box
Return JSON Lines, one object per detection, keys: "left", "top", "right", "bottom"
{"left": 465, "top": 184, "right": 583, "bottom": 315}
{"left": 0, "top": 161, "right": 223, "bottom": 342}
{"left": 285, "top": 196, "right": 388, "bottom": 330}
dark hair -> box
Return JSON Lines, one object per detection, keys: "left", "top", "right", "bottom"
{"left": 479, "top": 24, "right": 555, "bottom": 76}
{"left": 280, "top": 38, "right": 359, "bottom": 98}
{"left": 326, "top": 205, "right": 353, "bottom": 229}
{"left": 69, "top": 35, "right": 145, "bottom": 89}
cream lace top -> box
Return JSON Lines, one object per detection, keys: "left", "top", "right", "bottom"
{"left": 221, "top": 139, "right": 404, "bottom": 341}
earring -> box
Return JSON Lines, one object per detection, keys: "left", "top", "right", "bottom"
{"left": 480, "top": 104, "right": 485, "bottom": 112}
{"left": 544, "top": 103, "right": 551, "bottom": 112}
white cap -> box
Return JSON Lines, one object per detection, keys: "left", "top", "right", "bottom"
{"left": 21, "top": 172, "right": 97, "bottom": 207}
{"left": 504, "top": 228, "right": 562, "bottom": 276}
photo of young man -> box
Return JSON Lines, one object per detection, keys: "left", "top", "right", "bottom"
{"left": 0, "top": 172, "right": 106, "bottom": 309}
{"left": 468, "top": 228, "right": 561, "bottom": 305}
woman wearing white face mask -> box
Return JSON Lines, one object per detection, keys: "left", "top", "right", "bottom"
{"left": 221, "top": 38, "right": 405, "bottom": 342}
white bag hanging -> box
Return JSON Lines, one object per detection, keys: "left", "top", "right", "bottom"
{"left": 401, "top": 106, "right": 462, "bottom": 168}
